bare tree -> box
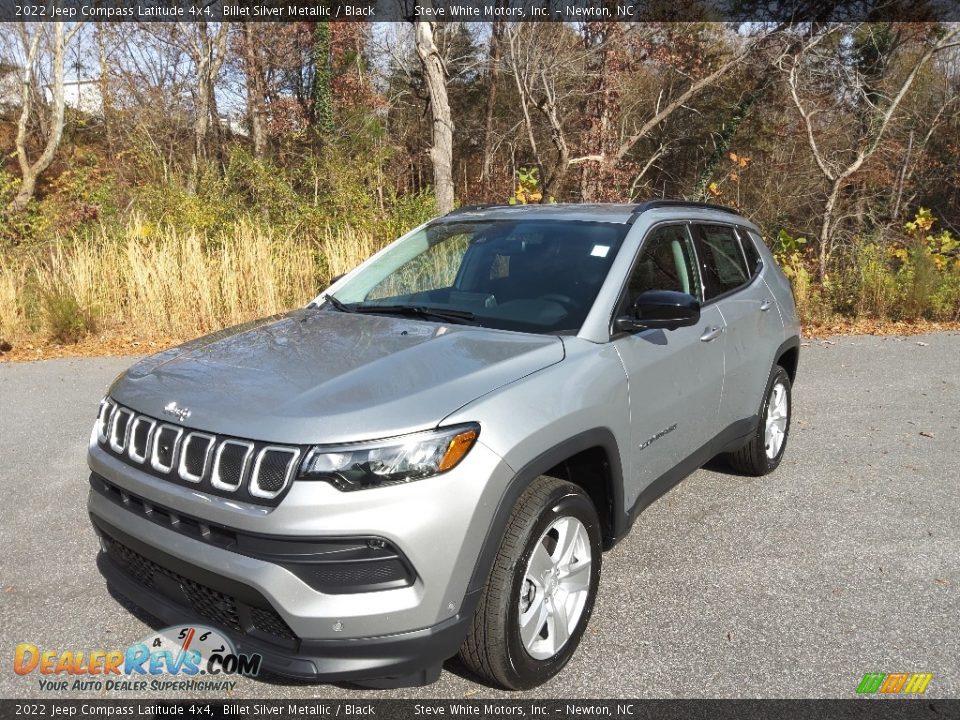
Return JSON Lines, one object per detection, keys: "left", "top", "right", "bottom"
{"left": 242, "top": 22, "right": 268, "bottom": 158}
{"left": 187, "top": 21, "right": 229, "bottom": 193}
{"left": 480, "top": 20, "right": 505, "bottom": 189}
{"left": 503, "top": 23, "right": 588, "bottom": 201}
{"left": 8, "top": 22, "right": 84, "bottom": 213}
{"left": 787, "top": 24, "right": 960, "bottom": 279}
{"left": 503, "top": 24, "right": 766, "bottom": 202}
{"left": 414, "top": 18, "right": 455, "bottom": 214}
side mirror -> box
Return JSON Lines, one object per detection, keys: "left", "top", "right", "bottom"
{"left": 615, "top": 290, "right": 700, "bottom": 333}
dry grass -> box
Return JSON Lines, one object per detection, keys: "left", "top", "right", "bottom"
{"left": 4, "top": 218, "right": 959, "bottom": 362}
{"left": 0, "top": 219, "right": 380, "bottom": 348}
{"left": 322, "top": 225, "right": 385, "bottom": 280}
{"left": 0, "top": 258, "right": 27, "bottom": 342}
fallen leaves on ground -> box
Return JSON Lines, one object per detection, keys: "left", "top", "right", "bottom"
{"left": 802, "top": 319, "right": 960, "bottom": 339}
{"left": 0, "top": 333, "right": 185, "bottom": 363}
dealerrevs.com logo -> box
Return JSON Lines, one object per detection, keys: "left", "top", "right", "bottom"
{"left": 14, "top": 625, "right": 261, "bottom": 692}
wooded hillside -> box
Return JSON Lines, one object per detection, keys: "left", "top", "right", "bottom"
{"left": 1, "top": 21, "right": 959, "bottom": 353}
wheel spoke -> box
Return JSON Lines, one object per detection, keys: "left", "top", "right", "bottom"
{"left": 560, "top": 560, "right": 591, "bottom": 594}
{"left": 519, "top": 594, "right": 548, "bottom": 650}
{"left": 526, "top": 543, "right": 553, "bottom": 583}
{"left": 552, "top": 517, "right": 578, "bottom": 566}
{"left": 550, "top": 596, "right": 571, "bottom": 649}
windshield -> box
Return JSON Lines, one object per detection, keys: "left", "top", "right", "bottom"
{"left": 327, "top": 219, "right": 628, "bottom": 334}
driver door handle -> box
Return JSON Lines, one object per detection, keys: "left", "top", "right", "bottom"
{"left": 760, "top": 299, "right": 774, "bottom": 312}
{"left": 700, "top": 326, "right": 723, "bottom": 342}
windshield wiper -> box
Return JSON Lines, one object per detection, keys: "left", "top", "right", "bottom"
{"left": 351, "top": 304, "right": 477, "bottom": 325}
{"left": 322, "top": 295, "right": 354, "bottom": 313}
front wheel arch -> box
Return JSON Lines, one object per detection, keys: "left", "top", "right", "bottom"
{"left": 465, "top": 429, "right": 623, "bottom": 597}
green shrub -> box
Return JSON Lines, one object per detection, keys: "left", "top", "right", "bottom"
{"left": 41, "top": 288, "right": 98, "bottom": 344}
{"left": 897, "top": 247, "right": 940, "bottom": 321}
{"left": 930, "top": 268, "right": 960, "bottom": 321}
{"left": 852, "top": 243, "right": 899, "bottom": 318}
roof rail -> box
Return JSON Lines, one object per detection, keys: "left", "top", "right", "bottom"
{"left": 444, "top": 204, "right": 510, "bottom": 216}
{"left": 628, "top": 200, "right": 742, "bottom": 224}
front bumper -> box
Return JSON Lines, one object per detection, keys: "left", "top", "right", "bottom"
{"left": 92, "top": 515, "right": 476, "bottom": 685}
{"left": 86, "top": 436, "right": 515, "bottom": 683}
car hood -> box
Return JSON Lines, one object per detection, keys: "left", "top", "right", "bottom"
{"left": 110, "top": 309, "right": 564, "bottom": 444}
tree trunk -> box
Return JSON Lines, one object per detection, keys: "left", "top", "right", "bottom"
{"left": 96, "top": 25, "right": 115, "bottom": 159}
{"left": 209, "top": 79, "right": 224, "bottom": 172}
{"left": 9, "top": 25, "right": 72, "bottom": 213}
{"left": 189, "top": 56, "right": 211, "bottom": 195}
{"left": 818, "top": 179, "right": 843, "bottom": 281}
{"left": 415, "top": 20, "right": 455, "bottom": 214}
{"left": 243, "top": 22, "right": 268, "bottom": 159}
{"left": 188, "top": 22, "right": 229, "bottom": 194}
{"left": 480, "top": 20, "right": 503, "bottom": 191}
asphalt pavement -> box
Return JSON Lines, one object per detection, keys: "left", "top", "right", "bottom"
{"left": 1, "top": 333, "right": 958, "bottom": 699}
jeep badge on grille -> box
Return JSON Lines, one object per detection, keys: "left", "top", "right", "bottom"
{"left": 163, "top": 401, "right": 191, "bottom": 422}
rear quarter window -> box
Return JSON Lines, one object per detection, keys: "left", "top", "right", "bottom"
{"left": 693, "top": 224, "right": 750, "bottom": 299}
{"left": 739, "top": 228, "right": 763, "bottom": 277}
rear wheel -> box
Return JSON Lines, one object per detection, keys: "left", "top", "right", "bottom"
{"left": 459, "top": 476, "right": 602, "bottom": 689}
{"left": 726, "top": 365, "right": 792, "bottom": 476}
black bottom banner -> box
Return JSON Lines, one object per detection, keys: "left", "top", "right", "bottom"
{"left": 1, "top": 700, "right": 959, "bottom": 720}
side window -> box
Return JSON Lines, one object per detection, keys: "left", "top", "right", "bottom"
{"left": 624, "top": 225, "right": 702, "bottom": 306}
{"left": 693, "top": 224, "right": 750, "bottom": 300}
{"left": 739, "top": 228, "right": 762, "bottom": 277}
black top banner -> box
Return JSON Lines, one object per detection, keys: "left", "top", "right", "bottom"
{"left": 0, "top": 0, "right": 958, "bottom": 22}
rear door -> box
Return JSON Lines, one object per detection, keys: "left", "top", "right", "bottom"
{"left": 691, "top": 223, "right": 782, "bottom": 428}
{"left": 613, "top": 223, "right": 725, "bottom": 506}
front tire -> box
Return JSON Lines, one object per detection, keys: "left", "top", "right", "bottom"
{"left": 459, "top": 476, "right": 602, "bottom": 690}
{"left": 726, "top": 364, "right": 792, "bottom": 476}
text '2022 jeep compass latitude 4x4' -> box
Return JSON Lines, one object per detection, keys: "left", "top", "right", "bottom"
{"left": 88, "top": 201, "right": 800, "bottom": 690}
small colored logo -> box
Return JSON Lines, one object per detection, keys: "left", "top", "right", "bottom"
{"left": 14, "top": 625, "right": 261, "bottom": 692}
{"left": 857, "top": 673, "right": 933, "bottom": 695}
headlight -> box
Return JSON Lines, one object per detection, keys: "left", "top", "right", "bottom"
{"left": 299, "top": 424, "right": 480, "bottom": 491}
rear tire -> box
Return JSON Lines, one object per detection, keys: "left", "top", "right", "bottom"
{"left": 726, "top": 365, "right": 792, "bottom": 476}
{"left": 459, "top": 476, "right": 602, "bottom": 690}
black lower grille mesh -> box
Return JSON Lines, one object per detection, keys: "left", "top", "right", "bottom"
{"left": 308, "top": 560, "right": 408, "bottom": 588}
{"left": 181, "top": 577, "right": 243, "bottom": 632}
{"left": 251, "top": 607, "right": 295, "bottom": 639}
{"left": 106, "top": 535, "right": 157, "bottom": 587}
{"left": 102, "top": 533, "right": 296, "bottom": 642}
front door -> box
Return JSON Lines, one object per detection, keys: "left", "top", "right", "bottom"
{"left": 613, "top": 223, "right": 725, "bottom": 509}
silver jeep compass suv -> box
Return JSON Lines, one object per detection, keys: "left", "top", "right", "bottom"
{"left": 87, "top": 202, "right": 800, "bottom": 689}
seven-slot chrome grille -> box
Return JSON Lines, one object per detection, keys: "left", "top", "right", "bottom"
{"left": 95, "top": 398, "right": 302, "bottom": 505}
